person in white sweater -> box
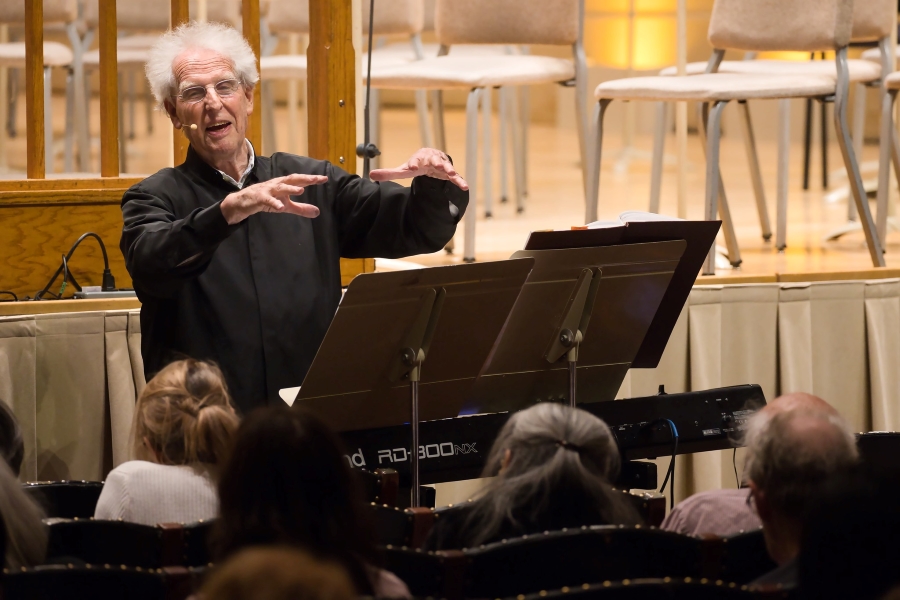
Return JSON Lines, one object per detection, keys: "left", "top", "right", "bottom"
{"left": 95, "top": 359, "right": 240, "bottom": 526}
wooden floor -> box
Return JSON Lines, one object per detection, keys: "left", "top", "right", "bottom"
{"left": 3, "top": 95, "right": 899, "bottom": 277}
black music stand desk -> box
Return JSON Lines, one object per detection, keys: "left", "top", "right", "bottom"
{"left": 293, "top": 259, "right": 534, "bottom": 505}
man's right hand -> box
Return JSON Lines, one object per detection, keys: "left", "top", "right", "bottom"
{"left": 219, "top": 174, "right": 328, "bottom": 225}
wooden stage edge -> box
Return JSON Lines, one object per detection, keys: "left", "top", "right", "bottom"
{"left": 2, "top": 266, "right": 899, "bottom": 318}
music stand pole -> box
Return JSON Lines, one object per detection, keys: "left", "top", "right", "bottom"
{"left": 546, "top": 267, "right": 601, "bottom": 408}
{"left": 407, "top": 352, "right": 423, "bottom": 507}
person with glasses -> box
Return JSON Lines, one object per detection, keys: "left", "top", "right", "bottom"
{"left": 123, "top": 22, "right": 468, "bottom": 414}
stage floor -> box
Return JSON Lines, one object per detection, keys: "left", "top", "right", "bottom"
{"left": 3, "top": 98, "right": 899, "bottom": 277}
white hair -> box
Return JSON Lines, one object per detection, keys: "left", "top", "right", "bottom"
{"left": 145, "top": 21, "right": 259, "bottom": 110}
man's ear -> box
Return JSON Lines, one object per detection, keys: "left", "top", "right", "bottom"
{"left": 244, "top": 83, "right": 254, "bottom": 116}
{"left": 749, "top": 480, "right": 771, "bottom": 520}
{"left": 164, "top": 99, "right": 182, "bottom": 129}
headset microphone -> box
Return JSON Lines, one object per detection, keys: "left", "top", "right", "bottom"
{"left": 182, "top": 124, "right": 198, "bottom": 130}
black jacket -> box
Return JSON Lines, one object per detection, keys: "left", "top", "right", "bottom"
{"left": 120, "top": 146, "right": 467, "bottom": 413}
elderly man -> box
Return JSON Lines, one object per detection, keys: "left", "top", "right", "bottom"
{"left": 746, "top": 409, "right": 858, "bottom": 588}
{"left": 661, "top": 392, "right": 841, "bottom": 537}
{"left": 121, "top": 22, "right": 468, "bottom": 413}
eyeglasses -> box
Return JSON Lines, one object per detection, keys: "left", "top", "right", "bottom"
{"left": 176, "top": 79, "right": 242, "bottom": 104}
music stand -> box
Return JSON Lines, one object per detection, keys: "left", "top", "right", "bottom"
{"left": 523, "top": 220, "right": 721, "bottom": 368}
{"left": 463, "top": 239, "right": 689, "bottom": 415}
{"left": 294, "top": 259, "right": 534, "bottom": 506}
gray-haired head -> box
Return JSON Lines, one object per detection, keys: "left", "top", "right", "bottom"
{"left": 745, "top": 409, "right": 858, "bottom": 523}
{"left": 455, "top": 402, "right": 638, "bottom": 547}
{"left": 145, "top": 21, "right": 259, "bottom": 111}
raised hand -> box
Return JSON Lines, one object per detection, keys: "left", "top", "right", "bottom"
{"left": 220, "top": 173, "right": 328, "bottom": 225}
{"left": 369, "top": 148, "right": 469, "bottom": 190}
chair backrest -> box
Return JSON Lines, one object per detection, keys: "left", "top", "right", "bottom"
{"left": 462, "top": 526, "right": 704, "bottom": 598}
{"left": 45, "top": 519, "right": 184, "bottom": 568}
{"left": 182, "top": 520, "right": 215, "bottom": 567}
{"left": 0, "top": 0, "right": 77, "bottom": 25}
{"left": 434, "top": 0, "right": 579, "bottom": 46}
{"left": 381, "top": 546, "right": 463, "bottom": 598}
{"left": 707, "top": 0, "right": 853, "bottom": 52}
{"left": 715, "top": 528, "right": 777, "bottom": 585}
{"left": 370, "top": 504, "right": 434, "bottom": 548}
{"left": 519, "top": 579, "right": 759, "bottom": 600}
{"left": 23, "top": 481, "right": 104, "bottom": 519}
{"left": 82, "top": 0, "right": 170, "bottom": 31}
{"left": 3, "top": 565, "right": 166, "bottom": 600}
{"left": 618, "top": 489, "right": 666, "bottom": 528}
{"left": 355, "top": 467, "right": 399, "bottom": 506}
{"left": 851, "top": 0, "right": 896, "bottom": 42}
{"left": 267, "top": 0, "right": 424, "bottom": 37}
{"left": 856, "top": 432, "right": 900, "bottom": 479}
{"left": 2, "top": 565, "right": 201, "bottom": 600}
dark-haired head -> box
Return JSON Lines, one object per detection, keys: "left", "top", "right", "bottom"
{"left": 214, "top": 406, "right": 378, "bottom": 594}
{"left": 0, "top": 401, "right": 23, "bottom": 476}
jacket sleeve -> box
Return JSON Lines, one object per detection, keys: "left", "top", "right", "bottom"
{"left": 328, "top": 162, "right": 469, "bottom": 259}
{"left": 120, "top": 183, "right": 238, "bottom": 298}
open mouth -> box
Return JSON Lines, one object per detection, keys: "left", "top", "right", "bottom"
{"left": 207, "top": 121, "right": 231, "bottom": 133}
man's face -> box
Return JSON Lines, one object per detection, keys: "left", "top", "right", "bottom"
{"left": 165, "top": 47, "right": 254, "bottom": 162}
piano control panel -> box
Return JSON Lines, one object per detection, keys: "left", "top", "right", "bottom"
{"left": 339, "top": 384, "right": 767, "bottom": 486}
{"left": 588, "top": 384, "right": 766, "bottom": 461}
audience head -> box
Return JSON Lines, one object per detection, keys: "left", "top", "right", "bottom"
{"left": 200, "top": 546, "right": 357, "bottom": 600}
{"left": 0, "top": 401, "right": 24, "bottom": 476}
{"left": 215, "top": 406, "right": 378, "bottom": 594}
{"left": 744, "top": 409, "right": 858, "bottom": 565}
{"left": 0, "top": 459, "right": 46, "bottom": 569}
{"left": 132, "top": 359, "right": 239, "bottom": 470}
{"left": 464, "top": 402, "right": 638, "bottom": 546}
{"left": 761, "top": 392, "right": 840, "bottom": 419}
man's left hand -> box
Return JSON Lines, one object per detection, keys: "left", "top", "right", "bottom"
{"left": 369, "top": 148, "right": 468, "bottom": 191}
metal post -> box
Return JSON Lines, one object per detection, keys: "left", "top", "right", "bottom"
{"left": 410, "top": 376, "right": 420, "bottom": 507}
{"left": 568, "top": 359, "right": 577, "bottom": 408}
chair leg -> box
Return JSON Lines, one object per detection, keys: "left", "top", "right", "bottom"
{"left": 852, "top": 82, "right": 866, "bottom": 163}
{"left": 64, "top": 68, "right": 74, "bottom": 173}
{"left": 802, "top": 98, "right": 812, "bottom": 190}
{"left": 509, "top": 89, "right": 526, "bottom": 214}
{"left": 776, "top": 99, "right": 790, "bottom": 250}
{"left": 585, "top": 99, "right": 611, "bottom": 224}
{"left": 876, "top": 89, "right": 897, "bottom": 243}
{"left": 737, "top": 100, "right": 772, "bottom": 242}
{"left": 117, "top": 75, "right": 127, "bottom": 173}
{"left": 262, "top": 80, "right": 276, "bottom": 156}
{"left": 648, "top": 101, "right": 666, "bottom": 214}
{"left": 414, "top": 89, "right": 433, "bottom": 148}
{"left": 463, "top": 88, "right": 483, "bottom": 263}
{"left": 519, "top": 86, "right": 530, "bottom": 203}
{"left": 482, "top": 87, "right": 493, "bottom": 218}
{"left": 499, "top": 87, "right": 509, "bottom": 204}
{"left": 67, "top": 23, "right": 91, "bottom": 172}
{"left": 127, "top": 70, "right": 136, "bottom": 141}
{"left": 44, "top": 67, "right": 53, "bottom": 173}
{"left": 701, "top": 100, "right": 734, "bottom": 275}
{"left": 698, "top": 101, "right": 741, "bottom": 267}
{"left": 431, "top": 90, "right": 446, "bottom": 151}
{"left": 821, "top": 97, "right": 829, "bottom": 189}
{"left": 834, "top": 48, "right": 885, "bottom": 266}
{"left": 145, "top": 88, "right": 154, "bottom": 135}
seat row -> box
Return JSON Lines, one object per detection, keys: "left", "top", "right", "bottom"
{"left": 383, "top": 526, "right": 775, "bottom": 600}
{"left": 32, "top": 516, "right": 775, "bottom": 600}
